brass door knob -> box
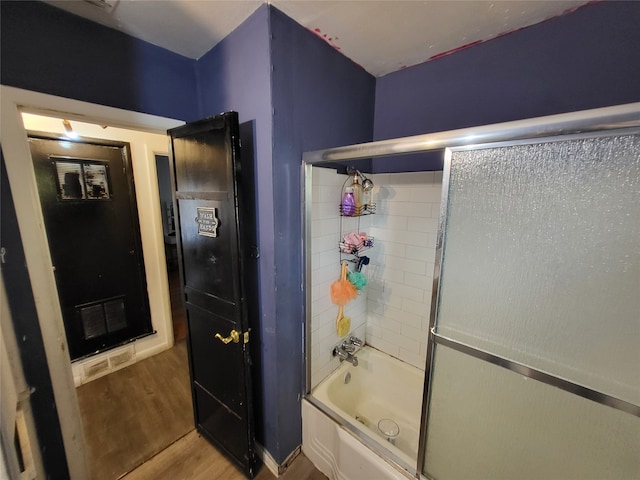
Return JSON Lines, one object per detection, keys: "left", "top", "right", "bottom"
{"left": 215, "top": 330, "right": 240, "bottom": 344}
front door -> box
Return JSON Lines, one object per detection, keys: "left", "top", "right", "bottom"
{"left": 29, "top": 134, "right": 153, "bottom": 360}
{"left": 168, "top": 112, "right": 258, "bottom": 478}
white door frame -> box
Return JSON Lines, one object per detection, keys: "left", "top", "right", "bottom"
{"left": 0, "top": 85, "right": 183, "bottom": 478}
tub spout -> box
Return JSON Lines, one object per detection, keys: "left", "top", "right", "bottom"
{"left": 333, "top": 346, "right": 359, "bottom": 366}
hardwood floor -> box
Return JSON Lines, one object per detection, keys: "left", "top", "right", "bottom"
{"left": 76, "top": 340, "right": 193, "bottom": 480}
{"left": 123, "top": 430, "right": 327, "bottom": 480}
{"left": 77, "top": 269, "right": 326, "bottom": 480}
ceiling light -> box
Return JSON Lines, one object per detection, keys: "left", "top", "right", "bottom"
{"left": 62, "top": 119, "right": 79, "bottom": 139}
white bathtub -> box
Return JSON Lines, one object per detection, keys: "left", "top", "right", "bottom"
{"left": 303, "top": 346, "right": 425, "bottom": 479}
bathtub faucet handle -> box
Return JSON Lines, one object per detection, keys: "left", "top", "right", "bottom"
{"left": 341, "top": 341, "right": 356, "bottom": 353}
{"left": 333, "top": 345, "right": 359, "bottom": 366}
{"left": 349, "top": 336, "right": 364, "bottom": 347}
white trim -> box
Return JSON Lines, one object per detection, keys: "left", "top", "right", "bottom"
{"left": 255, "top": 442, "right": 280, "bottom": 477}
{"left": 254, "top": 442, "right": 302, "bottom": 477}
{"left": 22, "top": 112, "right": 178, "bottom": 384}
{"left": 0, "top": 85, "right": 183, "bottom": 479}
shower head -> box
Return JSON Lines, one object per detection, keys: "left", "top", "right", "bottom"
{"left": 345, "top": 166, "right": 374, "bottom": 191}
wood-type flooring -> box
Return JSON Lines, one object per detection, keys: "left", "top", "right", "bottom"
{"left": 77, "top": 341, "right": 326, "bottom": 480}
{"left": 76, "top": 340, "right": 193, "bottom": 480}
{"left": 77, "top": 268, "right": 326, "bottom": 480}
{"left": 123, "top": 430, "right": 327, "bottom": 480}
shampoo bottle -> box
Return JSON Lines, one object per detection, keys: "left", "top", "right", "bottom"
{"left": 342, "top": 186, "right": 356, "bottom": 216}
{"left": 362, "top": 187, "right": 372, "bottom": 212}
{"left": 352, "top": 175, "right": 363, "bottom": 215}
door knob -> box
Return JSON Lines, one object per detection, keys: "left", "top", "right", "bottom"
{"left": 215, "top": 329, "right": 240, "bottom": 344}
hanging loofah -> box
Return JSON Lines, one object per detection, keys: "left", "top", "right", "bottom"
{"left": 347, "top": 271, "right": 367, "bottom": 290}
{"left": 330, "top": 262, "right": 357, "bottom": 305}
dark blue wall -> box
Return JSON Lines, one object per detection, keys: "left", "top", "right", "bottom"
{"left": 373, "top": 1, "right": 640, "bottom": 172}
{"left": 194, "top": 3, "right": 278, "bottom": 459}
{"left": 191, "top": 5, "right": 376, "bottom": 463}
{"left": 268, "top": 7, "right": 375, "bottom": 461}
{"left": 10, "top": 0, "right": 637, "bottom": 468}
{"left": 1, "top": 1, "right": 198, "bottom": 121}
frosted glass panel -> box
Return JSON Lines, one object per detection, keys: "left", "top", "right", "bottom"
{"left": 423, "top": 345, "right": 640, "bottom": 480}
{"left": 437, "top": 134, "right": 640, "bottom": 404}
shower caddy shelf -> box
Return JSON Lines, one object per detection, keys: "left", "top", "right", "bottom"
{"left": 338, "top": 201, "right": 375, "bottom": 264}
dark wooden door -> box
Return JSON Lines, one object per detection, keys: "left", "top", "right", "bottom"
{"left": 29, "top": 134, "right": 153, "bottom": 360}
{"left": 168, "top": 112, "right": 258, "bottom": 478}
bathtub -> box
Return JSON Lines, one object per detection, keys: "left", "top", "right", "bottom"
{"left": 303, "top": 346, "right": 425, "bottom": 479}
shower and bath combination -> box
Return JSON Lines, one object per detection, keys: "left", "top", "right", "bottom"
{"left": 302, "top": 103, "right": 640, "bottom": 480}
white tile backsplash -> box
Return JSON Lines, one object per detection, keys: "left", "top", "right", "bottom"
{"left": 386, "top": 201, "right": 433, "bottom": 218}
{"left": 384, "top": 254, "right": 428, "bottom": 276}
{"left": 367, "top": 172, "right": 441, "bottom": 370}
{"left": 407, "top": 216, "right": 439, "bottom": 234}
{"left": 309, "top": 167, "right": 442, "bottom": 386}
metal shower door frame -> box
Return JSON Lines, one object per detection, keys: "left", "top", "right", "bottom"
{"left": 420, "top": 128, "right": 640, "bottom": 478}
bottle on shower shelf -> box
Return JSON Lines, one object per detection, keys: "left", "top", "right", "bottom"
{"left": 352, "top": 174, "right": 363, "bottom": 215}
{"left": 342, "top": 186, "right": 356, "bottom": 216}
{"left": 362, "top": 186, "right": 371, "bottom": 211}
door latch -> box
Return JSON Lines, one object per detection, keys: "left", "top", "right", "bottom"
{"left": 214, "top": 329, "right": 249, "bottom": 344}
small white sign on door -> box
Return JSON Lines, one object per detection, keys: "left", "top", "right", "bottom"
{"left": 196, "top": 207, "right": 219, "bottom": 237}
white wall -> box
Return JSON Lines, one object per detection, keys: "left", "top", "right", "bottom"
{"left": 21, "top": 113, "right": 174, "bottom": 386}
{"left": 367, "top": 172, "right": 442, "bottom": 369}
{"left": 309, "top": 167, "right": 443, "bottom": 388}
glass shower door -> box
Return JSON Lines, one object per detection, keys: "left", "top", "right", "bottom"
{"left": 422, "top": 132, "right": 640, "bottom": 479}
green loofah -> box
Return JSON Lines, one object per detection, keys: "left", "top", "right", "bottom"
{"left": 347, "top": 271, "right": 367, "bottom": 290}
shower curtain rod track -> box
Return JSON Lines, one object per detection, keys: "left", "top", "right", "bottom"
{"left": 302, "top": 103, "right": 640, "bottom": 164}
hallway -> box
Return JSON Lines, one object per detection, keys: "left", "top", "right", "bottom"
{"left": 76, "top": 266, "right": 326, "bottom": 480}
{"left": 77, "top": 338, "right": 327, "bottom": 480}
{"left": 76, "top": 341, "right": 193, "bottom": 480}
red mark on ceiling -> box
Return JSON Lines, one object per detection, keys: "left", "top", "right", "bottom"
{"left": 426, "top": 1, "right": 597, "bottom": 63}
{"left": 306, "top": 27, "right": 364, "bottom": 71}
{"left": 309, "top": 27, "right": 342, "bottom": 51}
{"left": 428, "top": 40, "right": 483, "bottom": 61}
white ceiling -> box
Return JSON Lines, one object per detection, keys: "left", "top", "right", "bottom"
{"left": 45, "top": 0, "right": 590, "bottom": 77}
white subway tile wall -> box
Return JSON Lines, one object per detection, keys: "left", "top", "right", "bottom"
{"left": 309, "top": 167, "right": 442, "bottom": 387}
{"left": 309, "top": 166, "right": 368, "bottom": 388}
{"left": 366, "top": 172, "right": 442, "bottom": 369}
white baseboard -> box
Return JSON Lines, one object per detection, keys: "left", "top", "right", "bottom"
{"left": 255, "top": 443, "right": 279, "bottom": 477}
{"left": 256, "top": 442, "right": 301, "bottom": 478}
{"left": 72, "top": 338, "right": 171, "bottom": 387}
